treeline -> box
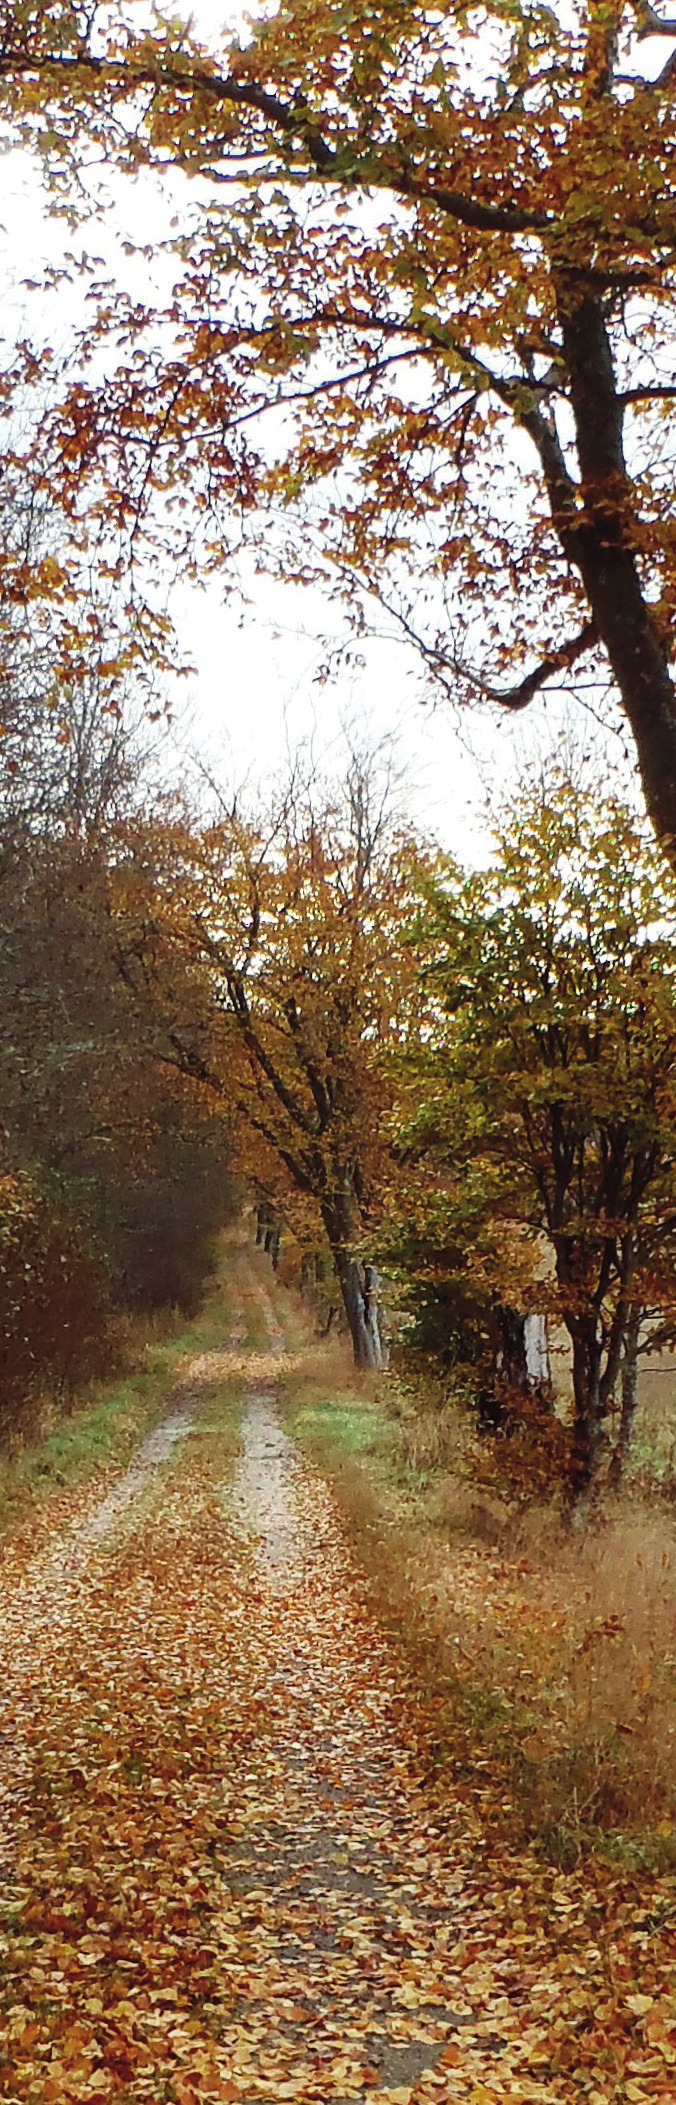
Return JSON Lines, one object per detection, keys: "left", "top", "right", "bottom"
{"left": 10, "top": 733, "right": 668, "bottom": 1511}
{"left": 118, "top": 754, "right": 676, "bottom": 1507}
{"left": 5, "top": 662, "right": 676, "bottom": 1512}
{"left": 0, "top": 654, "right": 238, "bottom": 1443}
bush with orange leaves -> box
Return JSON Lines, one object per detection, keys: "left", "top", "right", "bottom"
{"left": 469, "top": 1380, "right": 574, "bottom": 1505}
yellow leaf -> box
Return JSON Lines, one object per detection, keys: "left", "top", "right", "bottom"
{"left": 396, "top": 1980, "right": 421, "bottom": 2007}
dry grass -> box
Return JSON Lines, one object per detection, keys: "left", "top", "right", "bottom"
{"left": 281, "top": 1350, "right": 676, "bottom": 1866}
{"left": 508, "top": 1507, "right": 676, "bottom": 1852}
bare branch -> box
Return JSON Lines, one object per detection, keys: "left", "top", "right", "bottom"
{"left": 633, "top": 3, "right": 676, "bottom": 37}
{"left": 475, "top": 621, "right": 599, "bottom": 712}
{"left": 620, "top": 383, "right": 676, "bottom": 401}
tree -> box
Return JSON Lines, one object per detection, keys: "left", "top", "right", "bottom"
{"left": 117, "top": 760, "right": 429, "bottom": 1366}
{"left": 0, "top": 354, "right": 178, "bottom": 748}
{"left": 0, "top": 808, "right": 238, "bottom": 1348}
{"left": 0, "top": 1165, "right": 114, "bottom": 1437}
{"left": 384, "top": 1155, "right": 539, "bottom": 1402}
{"left": 406, "top": 768, "right": 676, "bottom": 1498}
{"left": 0, "top": 428, "right": 240, "bottom": 1403}
{"left": 4, "top": 6, "right": 676, "bottom": 850}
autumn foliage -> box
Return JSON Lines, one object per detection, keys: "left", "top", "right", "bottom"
{"left": 0, "top": 1169, "right": 113, "bottom": 1436}
{"left": 108, "top": 763, "right": 429, "bottom": 1367}
{"left": 0, "top": 782, "right": 239, "bottom": 1436}
{"left": 383, "top": 765, "right": 676, "bottom": 1497}
{"left": 3, "top": 5, "right": 676, "bottom": 855}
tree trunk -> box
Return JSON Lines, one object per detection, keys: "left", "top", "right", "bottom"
{"left": 556, "top": 278, "right": 676, "bottom": 862}
{"left": 322, "top": 1189, "right": 386, "bottom": 1370}
{"left": 363, "top": 1261, "right": 389, "bottom": 1370}
{"left": 608, "top": 1306, "right": 642, "bottom": 1490}
{"left": 299, "top": 1253, "right": 315, "bottom": 1299}
{"left": 477, "top": 1303, "right": 529, "bottom": 1428}
{"left": 568, "top": 1314, "right": 605, "bottom": 1505}
{"left": 497, "top": 1304, "right": 528, "bottom": 1387}
{"left": 333, "top": 1248, "right": 385, "bottom": 1369}
{"left": 524, "top": 1312, "right": 550, "bottom": 1385}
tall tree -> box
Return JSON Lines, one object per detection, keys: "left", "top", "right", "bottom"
{"left": 4, "top": 6, "right": 676, "bottom": 848}
{"left": 406, "top": 769, "right": 676, "bottom": 1498}
{"left": 0, "top": 799, "right": 237, "bottom": 1332}
{"left": 118, "top": 761, "right": 428, "bottom": 1366}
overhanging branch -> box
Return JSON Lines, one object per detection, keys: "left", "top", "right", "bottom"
{"left": 482, "top": 621, "right": 599, "bottom": 711}
{"left": 3, "top": 44, "right": 553, "bottom": 238}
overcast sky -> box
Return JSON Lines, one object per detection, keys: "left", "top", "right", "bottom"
{"left": 2, "top": 33, "right": 653, "bottom": 861}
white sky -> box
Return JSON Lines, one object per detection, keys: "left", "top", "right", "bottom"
{"left": 4, "top": 0, "right": 664, "bottom": 862}
{"left": 1, "top": 148, "right": 526, "bottom": 856}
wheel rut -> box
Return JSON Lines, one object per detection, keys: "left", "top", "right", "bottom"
{"left": 0, "top": 1255, "right": 645, "bottom": 2104}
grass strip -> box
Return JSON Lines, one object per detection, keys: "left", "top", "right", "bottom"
{"left": 0, "top": 1262, "right": 241, "bottom": 1542}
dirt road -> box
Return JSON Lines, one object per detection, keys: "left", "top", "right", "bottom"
{"left": 0, "top": 1261, "right": 674, "bottom": 2102}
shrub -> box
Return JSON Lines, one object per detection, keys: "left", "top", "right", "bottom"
{"left": 96, "top": 1127, "right": 239, "bottom": 1318}
{"left": 0, "top": 1171, "right": 113, "bottom": 1439}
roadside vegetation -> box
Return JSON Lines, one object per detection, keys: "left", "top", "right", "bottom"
{"left": 6, "top": 736, "right": 676, "bottom": 1885}
{"left": 278, "top": 1304, "right": 676, "bottom": 1871}
{"left": 0, "top": 1238, "right": 253, "bottom": 1544}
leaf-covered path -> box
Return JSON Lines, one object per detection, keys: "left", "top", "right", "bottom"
{"left": 1, "top": 1265, "right": 675, "bottom": 2103}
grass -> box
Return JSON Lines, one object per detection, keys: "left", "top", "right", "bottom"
{"left": 11, "top": 1213, "right": 676, "bottom": 1873}
{"left": 0, "top": 1248, "right": 244, "bottom": 1543}
{"left": 184, "top": 1367, "right": 249, "bottom": 1479}
{"left": 284, "top": 1381, "right": 394, "bottom": 1467}
{"left": 278, "top": 1335, "right": 676, "bottom": 1869}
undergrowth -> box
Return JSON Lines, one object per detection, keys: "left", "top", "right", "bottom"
{"left": 0, "top": 1244, "right": 243, "bottom": 1542}
{"left": 280, "top": 1340, "right": 676, "bottom": 1870}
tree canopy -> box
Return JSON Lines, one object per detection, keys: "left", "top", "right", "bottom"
{"left": 403, "top": 767, "right": 676, "bottom": 1493}
{"left": 111, "top": 760, "right": 430, "bottom": 1365}
{"left": 3, "top": 4, "right": 676, "bottom": 848}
